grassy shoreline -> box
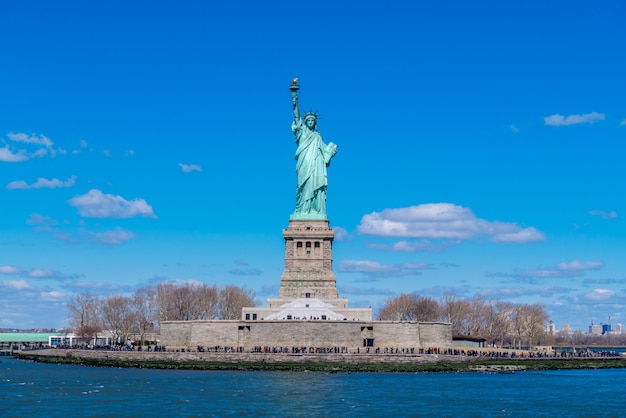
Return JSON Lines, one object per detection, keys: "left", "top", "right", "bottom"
{"left": 16, "top": 352, "right": 626, "bottom": 372}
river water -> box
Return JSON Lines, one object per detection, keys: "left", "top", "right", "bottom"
{"left": 1, "top": 357, "right": 623, "bottom": 417}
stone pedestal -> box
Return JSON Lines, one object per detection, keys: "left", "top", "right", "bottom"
{"left": 278, "top": 219, "right": 338, "bottom": 299}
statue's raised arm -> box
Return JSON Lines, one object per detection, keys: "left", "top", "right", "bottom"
{"left": 290, "top": 78, "right": 301, "bottom": 123}
{"left": 289, "top": 78, "right": 337, "bottom": 220}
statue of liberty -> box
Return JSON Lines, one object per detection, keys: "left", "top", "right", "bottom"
{"left": 289, "top": 78, "right": 337, "bottom": 219}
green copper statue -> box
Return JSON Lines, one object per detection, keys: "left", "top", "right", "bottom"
{"left": 290, "top": 78, "right": 337, "bottom": 219}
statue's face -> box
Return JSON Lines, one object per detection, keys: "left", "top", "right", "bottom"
{"left": 305, "top": 117, "right": 316, "bottom": 130}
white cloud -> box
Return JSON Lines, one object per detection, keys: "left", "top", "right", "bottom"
{"left": 479, "top": 286, "right": 572, "bottom": 299}
{"left": 525, "top": 269, "right": 574, "bottom": 279}
{"left": 357, "top": 203, "right": 544, "bottom": 244}
{"left": 27, "top": 268, "right": 78, "bottom": 280}
{"left": 169, "top": 278, "right": 205, "bottom": 286}
{"left": 0, "top": 280, "right": 34, "bottom": 290}
{"left": 178, "top": 163, "right": 202, "bottom": 173}
{"left": 544, "top": 112, "right": 605, "bottom": 126}
{"left": 40, "top": 290, "right": 65, "bottom": 301}
{"left": 1, "top": 132, "right": 65, "bottom": 161}
{"left": 72, "top": 140, "right": 90, "bottom": 154}
{"left": 337, "top": 285, "right": 395, "bottom": 296}
{"left": 68, "top": 189, "right": 156, "bottom": 218}
{"left": 65, "top": 280, "right": 133, "bottom": 295}
{"left": 589, "top": 209, "right": 618, "bottom": 219}
{"left": 90, "top": 227, "right": 136, "bottom": 245}
{"left": 0, "top": 145, "right": 28, "bottom": 162}
{"left": 7, "top": 132, "right": 53, "bottom": 147}
{"left": 491, "top": 226, "right": 545, "bottom": 243}
{"left": 228, "top": 267, "right": 263, "bottom": 276}
{"left": 620, "top": 119, "right": 626, "bottom": 126}
{"left": 510, "top": 124, "right": 519, "bottom": 133}
{"left": 6, "top": 175, "right": 76, "bottom": 190}
{"left": 583, "top": 278, "right": 626, "bottom": 286}
{"left": 337, "top": 259, "right": 431, "bottom": 278}
{"left": 26, "top": 213, "right": 54, "bottom": 226}
{"left": 333, "top": 226, "right": 349, "bottom": 241}
{"left": 0, "top": 265, "right": 22, "bottom": 275}
{"left": 338, "top": 260, "right": 398, "bottom": 274}
{"left": 0, "top": 280, "right": 70, "bottom": 328}
{"left": 488, "top": 259, "right": 603, "bottom": 282}
{"left": 28, "top": 268, "right": 55, "bottom": 278}
{"left": 402, "top": 262, "right": 431, "bottom": 270}
{"left": 556, "top": 260, "right": 603, "bottom": 271}
{"left": 558, "top": 289, "right": 626, "bottom": 330}
{"left": 25, "top": 213, "right": 138, "bottom": 246}
{"left": 0, "top": 265, "right": 78, "bottom": 280}
{"left": 583, "top": 288, "right": 615, "bottom": 302}
{"left": 368, "top": 240, "right": 451, "bottom": 252}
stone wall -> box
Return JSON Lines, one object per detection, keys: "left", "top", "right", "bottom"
{"left": 419, "top": 322, "right": 453, "bottom": 347}
{"left": 21, "top": 349, "right": 471, "bottom": 365}
{"left": 369, "top": 322, "right": 422, "bottom": 347}
{"left": 160, "top": 320, "right": 452, "bottom": 350}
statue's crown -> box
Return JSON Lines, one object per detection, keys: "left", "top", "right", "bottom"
{"left": 304, "top": 110, "right": 318, "bottom": 120}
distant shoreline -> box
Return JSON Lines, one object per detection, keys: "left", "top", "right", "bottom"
{"left": 15, "top": 349, "right": 626, "bottom": 372}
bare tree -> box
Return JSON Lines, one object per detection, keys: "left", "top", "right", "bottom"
{"left": 511, "top": 303, "right": 548, "bottom": 348}
{"left": 378, "top": 293, "right": 413, "bottom": 321}
{"left": 378, "top": 293, "right": 441, "bottom": 321}
{"left": 66, "top": 292, "right": 102, "bottom": 345}
{"left": 101, "top": 295, "right": 137, "bottom": 346}
{"left": 489, "top": 301, "right": 514, "bottom": 347}
{"left": 465, "top": 296, "right": 494, "bottom": 337}
{"left": 156, "top": 281, "right": 219, "bottom": 321}
{"left": 523, "top": 304, "right": 548, "bottom": 347}
{"left": 217, "top": 285, "right": 256, "bottom": 320}
{"left": 193, "top": 283, "right": 219, "bottom": 319}
{"left": 133, "top": 286, "right": 157, "bottom": 344}
{"left": 440, "top": 295, "right": 515, "bottom": 345}
{"left": 156, "top": 282, "right": 188, "bottom": 321}
{"left": 440, "top": 293, "right": 472, "bottom": 335}
{"left": 412, "top": 295, "right": 441, "bottom": 321}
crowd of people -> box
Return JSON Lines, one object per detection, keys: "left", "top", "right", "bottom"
{"left": 178, "top": 345, "right": 623, "bottom": 358}
{"left": 10, "top": 341, "right": 623, "bottom": 358}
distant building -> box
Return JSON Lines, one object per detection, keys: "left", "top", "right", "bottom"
{"left": 546, "top": 320, "right": 556, "bottom": 335}
{"left": 560, "top": 324, "right": 572, "bottom": 334}
{"left": 0, "top": 332, "right": 64, "bottom": 348}
{"left": 614, "top": 323, "right": 624, "bottom": 334}
{"left": 589, "top": 324, "right": 603, "bottom": 335}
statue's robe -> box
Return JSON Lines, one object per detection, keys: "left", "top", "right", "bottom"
{"left": 292, "top": 119, "right": 337, "bottom": 215}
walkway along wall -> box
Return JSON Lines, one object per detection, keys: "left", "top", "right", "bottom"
{"left": 160, "top": 320, "right": 452, "bottom": 350}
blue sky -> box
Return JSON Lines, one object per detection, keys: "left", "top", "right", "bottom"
{"left": 1, "top": 0, "right": 625, "bottom": 331}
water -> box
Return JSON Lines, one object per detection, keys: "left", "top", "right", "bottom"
{"left": 1, "top": 357, "right": 624, "bottom": 417}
